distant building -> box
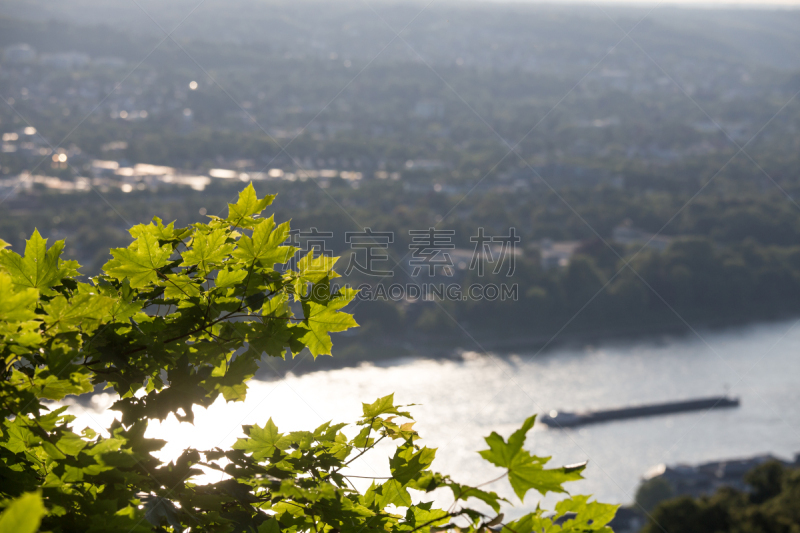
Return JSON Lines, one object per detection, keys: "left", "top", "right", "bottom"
{"left": 404, "top": 159, "right": 447, "bottom": 171}
{"left": 208, "top": 168, "right": 239, "bottom": 179}
{"left": 90, "top": 160, "right": 120, "bottom": 177}
{"left": 117, "top": 163, "right": 175, "bottom": 177}
{"left": 0, "top": 173, "right": 92, "bottom": 194}
{"left": 539, "top": 239, "right": 582, "bottom": 270}
{"left": 613, "top": 453, "right": 800, "bottom": 533}
{"left": 643, "top": 453, "right": 800, "bottom": 500}
{"left": 612, "top": 220, "right": 672, "bottom": 252}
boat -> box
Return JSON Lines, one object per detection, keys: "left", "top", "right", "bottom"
{"left": 541, "top": 396, "right": 740, "bottom": 428}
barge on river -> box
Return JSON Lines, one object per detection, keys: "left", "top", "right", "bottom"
{"left": 542, "top": 396, "right": 740, "bottom": 428}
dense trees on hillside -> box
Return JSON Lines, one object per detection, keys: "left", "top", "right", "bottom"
{"left": 642, "top": 462, "right": 800, "bottom": 533}
{"left": 6, "top": 182, "right": 800, "bottom": 356}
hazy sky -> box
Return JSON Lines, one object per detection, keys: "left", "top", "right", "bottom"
{"left": 484, "top": 0, "right": 800, "bottom": 6}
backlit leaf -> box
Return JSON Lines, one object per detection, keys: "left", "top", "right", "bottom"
{"left": 216, "top": 268, "right": 248, "bottom": 288}
{"left": 362, "top": 394, "right": 406, "bottom": 418}
{"left": 233, "top": 217, "right": 295, "bottom": 267}
{"left": 163, "top": 273, "right": 201, "bottom": 299}
{"left": 42, "top": 287, "right": 114, "bottom": 333}
{"left": 555, "top": 495, "right": 618, "bottom": 531}
{"left": 390, "top": 444, "right": 436, "bottom": 485}
{"left": 0, "top": 272, "right": 38, "bottom": 323}
{"left": 181, "top": 228, "right": 233, "bottom": 273}
{"left": 479, "top": 415, "right": 536, "bottom": 469}
{"left": 104, "top": 232, "right": 173, "bottom": 288}
{"left": 227, "top": 183, "right": 275, "bottom": 227}
{"left": 0, "top": 492, "right": 46, "bottom": 533}
{"left": 0, "top": 229, "right": 74, "bottom": 293}
{"left": 507, "top": 453, "right": 585, "bottom": 500}
{"left": 296, "top": 285, "right": 358, "bottom": 357}
{"left": 233, "top": 418, "right": 291, "bottom": 460}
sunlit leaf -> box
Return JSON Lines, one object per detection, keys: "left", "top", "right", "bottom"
{"left": 227, "top": 183, "right": 275, "bottom": 227}
{"left": 233, "top": 418, "right": 291, "bottom": 460}
{"left": 104, "top": 232, "right": 172, "bottom": 288}
{"left": 0, "top": 272, "right": 38, "bottom": 323}
{"left": 390, "top": 444, "right": 437, "bottom": 485}
{"left": 181, "top": 228, "right": 233, "bottom": 274}
{"left": 0, "top": 230, "right": 76, "bottom": 293}
{"left": 296, "top": 285, "right": 358, "bottom": 357}
{"left": 0, "top": 492, "right": 46, "bottom": 533}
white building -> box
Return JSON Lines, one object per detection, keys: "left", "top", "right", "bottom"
{"left": 539, "top": 239, "right": 582, "bottom": 270}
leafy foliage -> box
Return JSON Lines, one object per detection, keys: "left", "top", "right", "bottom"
{"left": 0, "top": 186, "right": 615, "bottom": 531}
{"left": 642, "top": 461, "right": 800, "bottom": 533}
{"left": 0, "top": 491, "right": 46, "bottom": 533}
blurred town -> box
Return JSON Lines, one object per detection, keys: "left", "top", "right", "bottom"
{"left": 2, "top": 1, "right": 800, "bottom": 354}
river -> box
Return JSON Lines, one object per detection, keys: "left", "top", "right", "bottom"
{"left": 66, "top": 317, "right": 800, "bottom": 513}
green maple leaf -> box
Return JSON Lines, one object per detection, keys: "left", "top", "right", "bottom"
{"left": 401, "top": 504, "right": 450, "bottom": 533}
{"left": 4, "top": 422, "right": 40, "bottom": 454}
{"left": 241, "top": 294, "right": 293, "bottom": 358}
{"left": 108, "top": 298, "right": 143, "bottom": 322}
{"left": 389, "top": 444, "right": 437, "bottom": 485}
{"left": 233, "top": 418, "right": 291, "bottom": 460}
{"left": 297, "top": 250, "right": 340, "bottom": 283}
{"left": 34, "top": 405, "right": 72, "bottom": 430}
{"left": 0, "top": 230, "right": 76, "bottom": 294}
{"left": 56, "top": 431, "right": 89, "bottom": 456}
{"left": 205, "top": 352, "right": 259, "bottom": 401}
{"left": 104, "top": 232, "right": 173, "bottom": 288}
{"left": 10, "top": 368, "right": 93, "bottom": 400}
{"left": 446, "top": 482, "right": 505, "bottom": 513}
{"left": 233, "top": 217, "right": 295, "bottom": 267}
{"left": 373, "top": 479, "right": 412, "bottom": 509}
{"left": 258, "top": 518, "right": 281, "bottom": 533}
{"left": 291, "top": 252, "right": 339, "bottom": 298}
{"left": 299, "top": 303, "right": 357, "bottom": 356}
{"left": 42, "top": 286, "right": 115, "bottom": 333}
{"left": 262, "top": 292, "right": 291, "bottom": 316}
{"left": 479, "top": 415, "right": 584, "bottom": 500}
{"left": 129, "top": 217, "right": 179, "bottom": 242}
{"left": 361, "top": 394, "right": 410, "bottom": 418}
{"left": 0, "top": 272, "right": 38, "bottom": 323}
{"left": 226, "top": 183, "right": 276, "bottom": 227}
{"left": 181, "top": 228, "right": 233, "bottom": 274}
{"left": 501, "top": 512, "right": 553, "bottom": 533}
{"left": 40, "top": 372, "right": 93, "bottom": 400}
{"left": 555, "top": 495, "right": 618, "bottom": 531}
{"left": 246, "top": 322, "right": 292, "bottom": 359}
{"left": 162, "top": 273, "right": 201, "bottom": 299}
{"left": 215, "top": 268, "right": 248, "bottom": 288}
{"left": 479, "top": 415, "right": 536, "bottom": 468}
{"left": 0, "top": 492, "right": 46, "bottom": 533}
{"left": 507, "top": 452, "right": 585, "bottom": 500}
{"left": 91, "top": 280, "right": 144, "bottom": 322}
{"left": 296, "top": 286, "right": 358, "bottom": 357}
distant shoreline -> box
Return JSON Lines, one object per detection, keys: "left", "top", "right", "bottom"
{"left": 256, "top": 312, "right": 800, "bottom": 379}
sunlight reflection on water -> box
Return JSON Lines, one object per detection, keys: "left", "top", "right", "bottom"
{"left": 63, "top": 318, "right": 800, "bottom": 512}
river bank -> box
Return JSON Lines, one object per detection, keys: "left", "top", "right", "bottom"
{"left": 256, "top": 311, "right": 800, "bottom": 379}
